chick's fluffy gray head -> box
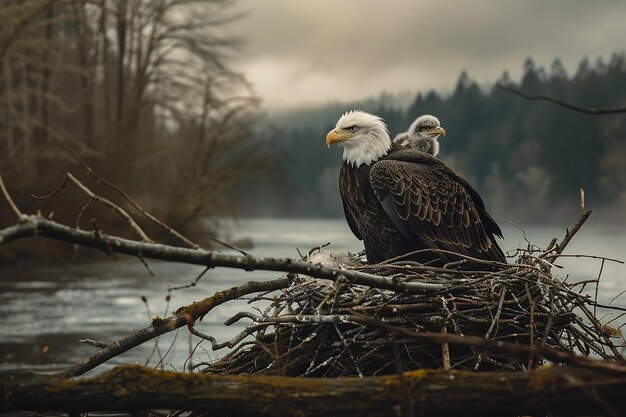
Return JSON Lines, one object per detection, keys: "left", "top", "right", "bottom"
{"left": 409, "top": 114, "right": 442, "bottom": 136}
{"left": 326, "top": 110, "right": 391, "bottom": 167}
{"left": 393, "top": 114, "right": 446, "bottom": 156}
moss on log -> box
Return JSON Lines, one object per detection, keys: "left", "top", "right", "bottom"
{"left": 2, "top": 364, "right": 625, "bottom": 416}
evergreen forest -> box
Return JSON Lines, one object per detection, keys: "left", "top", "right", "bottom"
{"left": 247, "top": 54, "right": 626, "bottom": 224}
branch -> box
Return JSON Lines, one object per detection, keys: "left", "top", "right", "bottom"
{"left": 541, "top": 207, "right": 592, "bottom": 263}
{"left": 64, "top": 146, "right": 214, "bottom": 251}
{"left": 2, "top": 364, "right": 626, "bottom": 416}
{"left": 0, "top": 173, "right": 23, "bottom": 219}
{"left": 0, "top": 216, "right": 445, "bottom": 294}
{"left": 78, "top": 339, "right": 109, "bottom": 349}
{"left": 32, "top": 173, "right": 153, "bottom": 242}
{"left": 58, "top": 276, "right": 292, "bottom": 378}
{"left": 66, "top": 173, "right": 152, "bottom": 242}
{"left": 496, "top": 84, "right": 626, "bottom": 115}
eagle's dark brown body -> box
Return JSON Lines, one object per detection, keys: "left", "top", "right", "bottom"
{"left": 340, "top": 145, "right": 506, "bottom": 265}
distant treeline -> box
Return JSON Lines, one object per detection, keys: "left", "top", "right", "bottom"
{"left": 245, "top": 53, "right": 626, "bottom": 224}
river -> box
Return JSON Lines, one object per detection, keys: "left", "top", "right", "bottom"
{"left": 1, "top": 218, "right": 625, "bottom": 375}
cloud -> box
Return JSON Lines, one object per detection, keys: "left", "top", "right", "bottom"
{"left": 226, "top": 0, "right": 626, "bottom": 109}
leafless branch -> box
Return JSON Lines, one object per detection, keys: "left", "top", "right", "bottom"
{"left": 0, "top": 216, "right": 446, "bottom": 294}
{"left": 497, "top": 84, "right": 626, "bottom": 114}
{"left": 32, "top": 172, "right": 152, "bottom": 242}
{"left": 0, "top": 173, "right": 23, "bottom": 219}
{"left": 65, "top": 146, "right": 209, "bottom": 249}
{"left": 541, "top": 192, "right": 593, "bottom": 263}
{"left": 58, "top": 275, "right": 293, "bottom": 377}
{"left": 78, "top": 339, "right": 109, "bottom": 349}
{"left": 556, "top": 254, "right": 624, "bottom": 264}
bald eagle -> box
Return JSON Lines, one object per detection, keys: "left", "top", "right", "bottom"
{"left": 326, "top": 110, "right": 505, "bottom": 265}
{"left": 394, "top": 114, "right": 445, "bottom": 156}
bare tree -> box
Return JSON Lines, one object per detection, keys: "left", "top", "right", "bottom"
{"left": 0, "top": 0, "right": 267, "bottom": 242}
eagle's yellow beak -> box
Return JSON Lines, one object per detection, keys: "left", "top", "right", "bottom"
{"left": 430, "top": 126, "right": 446, "bottom": 137}
{"left": 326, "top": 128, "right": 353, "bottom": 148}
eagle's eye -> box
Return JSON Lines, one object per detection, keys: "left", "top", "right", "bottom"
{"left": 348, "top": 126, "right": 358, "bottom": 133}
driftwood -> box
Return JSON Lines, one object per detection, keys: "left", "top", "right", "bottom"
{"left": 1, "top": 364, "right": 626, "bottom": 416}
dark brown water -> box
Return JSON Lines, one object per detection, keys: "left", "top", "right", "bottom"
{"left": 1, "top": 218, "right": 625, "bottom": 375}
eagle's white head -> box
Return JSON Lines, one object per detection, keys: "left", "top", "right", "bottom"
{"left": 325, "top": 110, "right": 391, "bottom": 167}
{"left": 394, "top": 114, "right": 446, "bottom": 156}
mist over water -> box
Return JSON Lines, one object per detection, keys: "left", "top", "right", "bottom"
{"left": 1, "top": 218, "right": 624, "bottom": 374}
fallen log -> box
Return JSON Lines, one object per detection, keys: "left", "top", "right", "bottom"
{"left": 2, "top": 364, "right": 625, "bottom": 416}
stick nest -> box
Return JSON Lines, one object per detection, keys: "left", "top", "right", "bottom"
{"left": 199, "top": 245, "right": 622, "bottom": 377}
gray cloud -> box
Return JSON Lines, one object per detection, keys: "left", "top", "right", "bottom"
{"left": 225, "top": 0, "right": 626, "bottom": 109}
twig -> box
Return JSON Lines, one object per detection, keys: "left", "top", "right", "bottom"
{"left": 495, "top": 217, "right": 531, "bottom": 248}
{"left": 581, "top": 188, "right": 586, "bottom": 210}
{"left": 579, "top": 305, "right": 624, "bottom": 360}
{"left": 609, "top": 290, "right": 626, "bottom": 306}
{"left": 441, "top": 326, "right": 450, "bottom": 371}
{"left": 32, "top": 173, "right": 152, "bottom": 243}
{"left": 525, "top": 283, "right": 536, "bottom": 369}
{"left": 75, "top": 196, "right": 95, "bottom": 229}
{"left": 0, "top": 173, "right": 23, "bottom": 219}
{"left": 485, "top": 288, "right": 506, "bottom": 340}
{"left": 594, "top": 259, "right": 606, "bottom": 316}
{"left": 221, "top": 324, "right": 272, "bottom": 350}
{"left": 539, "top": 301, "right": 556, "bottom": 349}
{"left": 307, "top": 242, "right": 331, "bottom": 258}
{"left": 557, "top": 254, "right": 624, "bottom": 264}
{"left": 544, "top": 237, "right": 558, "bottom": 254}
{"left": 183, "top": 337, "right": 203, "bottom": 373}
{"left": 590, "top": 302, "right": 626, "bottom": 313}
{"left": 542, "top": 196, "right": 592, "bottom": 263}
{"left": 78, "top": 339, "right": 109, "bottom": 349}
{"left": 31, "top": 175, "right": 68, "bottom": 199}
{"left": 168, "top": 267, "right": 210, "bottom": 292}
{"left": 185, "top": 314, "right": 220, "bottom": 348}
{"left": 155, "top": 329, "right": 179, "bottom": 370}
{"left": 497, "top": 84, "right": 626, "bottom": 115}
{"left": 142, "top": 296, "right": 164, "bottom": 369}
{"left": 66, "top": 146, "right": 247, "bottom": 254}
{"left": 475, "top": 287, "right": 506, "bottom": 370}
{"left": 376, "top": 248, "right": 511, "bottom": 270}
{"left": 137, "top": 255, "right": 154, "bottom": 277}
{"left": 570, "top": 279, "right": 599, "bottom": 289}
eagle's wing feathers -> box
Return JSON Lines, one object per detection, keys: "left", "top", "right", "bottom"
{"left": 341, "top": 197, "right": 362, "bottom": 240}
{"left": 370, "top": 151, "right": 505, "bottom": 263}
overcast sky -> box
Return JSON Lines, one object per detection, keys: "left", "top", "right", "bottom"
{"left": 225, "top": 0, "right": 626, "bottom": 110}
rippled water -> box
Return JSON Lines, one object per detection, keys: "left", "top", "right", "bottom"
{"left": 1, "top": 218, "right": 625, "bottom": 375}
